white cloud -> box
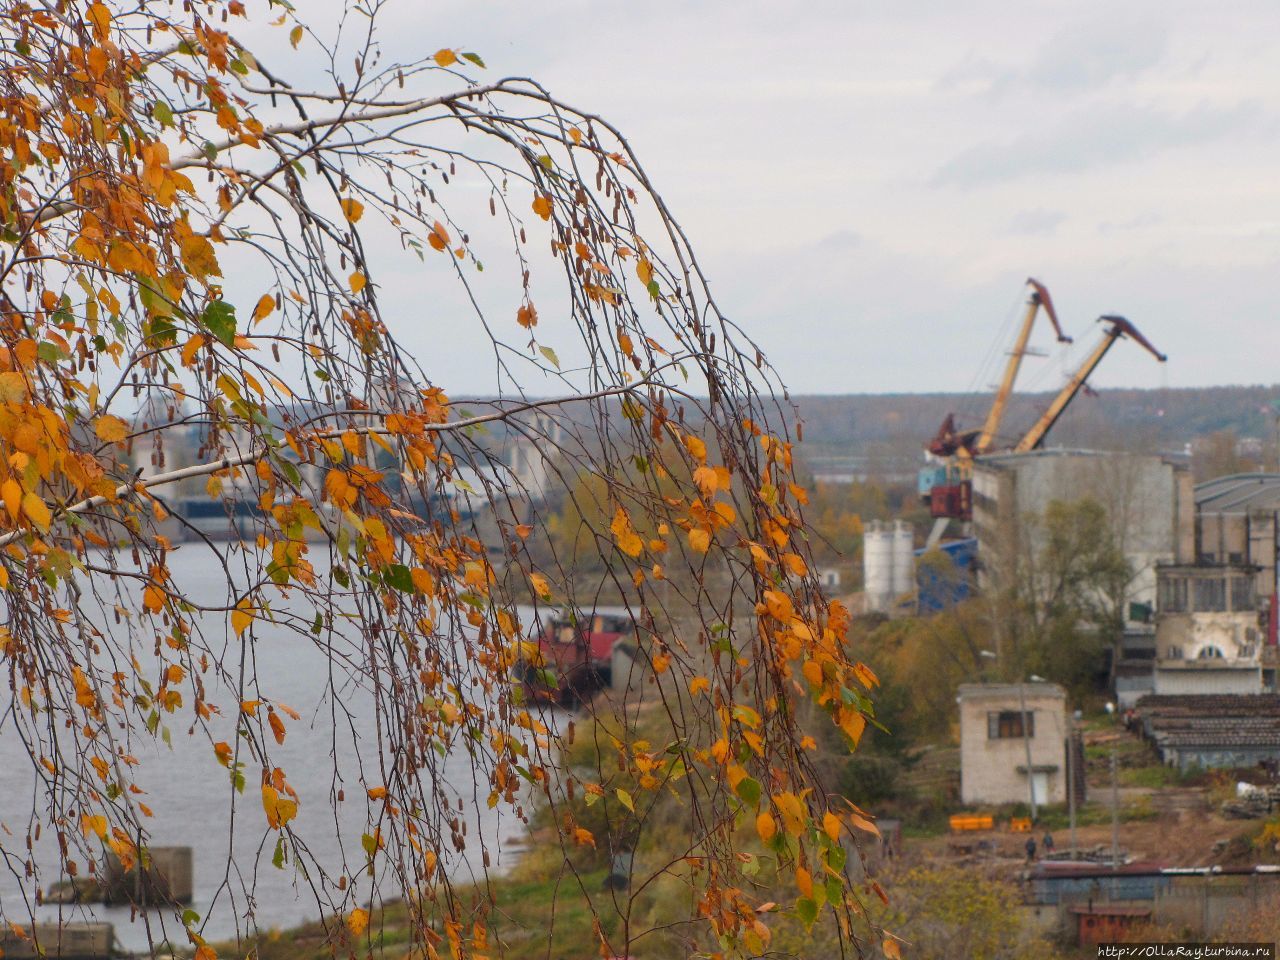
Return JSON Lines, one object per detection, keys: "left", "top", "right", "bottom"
{"left": 256, "top": 0, "right": 1280, "bottom": 393}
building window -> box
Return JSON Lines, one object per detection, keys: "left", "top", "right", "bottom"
{"left": 987, "top": 710, "right": 1034, "bottom": 739}
{"left": 1159, "top": 577, "right": 1187, "bottom": 614}
{"left": 1193, "top": 577, "right": 1226, "bottom": 612}
{"left": 1231, "top": 576, "right": 1255, "bottom": 612}
{"left": 1197, "top": 645, "right": 1225, "bottom": 659}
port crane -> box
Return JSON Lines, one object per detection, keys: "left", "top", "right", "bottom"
{"left": 1012, "top": 314, "right": 1167, "bottom": 453}
{"left": 927, "top": 279, "right": 1070, "bottom": 461}
{"left": 920, "top": 287, "right": 1167, "bottom": 524}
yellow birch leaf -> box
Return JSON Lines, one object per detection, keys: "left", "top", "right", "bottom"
{"left": 433, "top": 48, "right": 458, "bottom": 67}
{"left": 531, "top": 195, "right": 552, "bottom": 220}
{"left": 349, "top": 272, "right": 366, "bottom": 294}
{"left": 94, "top": 415, "right": 128, "bottom": 443}
{"left": 773, "top": 792, "right": 807, "bottom": 836}
{"left": 688, "top": 528, "right": 711, "bottom": 554}
{"left": 21, "top": 492, "right": 50, "bottom": 532}
{"left": 2, "top": 478, "right": 21, "bottom": 521}
{"left": 347, "top": 907, "right": 369, "bottom": 937}
{"left": 231, "top": 600, "right": 253, "bottom": 637}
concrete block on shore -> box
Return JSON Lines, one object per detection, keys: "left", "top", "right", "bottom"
{"left": 0, "top": 923, "right": 114, "bottom": 959}
{"left": 101, "top": 845, "right": 193, "bottom": 905}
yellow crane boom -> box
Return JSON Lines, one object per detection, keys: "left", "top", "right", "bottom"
{"left": 972, "top": 278, "right": 1071, "bottom": 455}
{"left": 1013, "top": 315, "right": 1167, "bottom": 453}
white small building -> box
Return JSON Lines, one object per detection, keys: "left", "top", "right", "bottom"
{"left": 958, "top": 683, "right": 1068, "bottom": 807}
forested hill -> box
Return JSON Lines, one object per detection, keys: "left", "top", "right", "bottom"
{"left": 793, "top": 384, "right": 1280, "bottom": 457}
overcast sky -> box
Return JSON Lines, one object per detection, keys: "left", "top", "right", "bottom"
{"left": 289, "top": 0, "right": 1280, "bottom": 395}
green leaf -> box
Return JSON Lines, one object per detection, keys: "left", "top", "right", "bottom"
{"left": 272, "top": 837, "right": 286, "bottom": 869}
{"left": 734, "top": 776, "right": 761, "bottom": 807}
{"left": 615, "top": 788, "right": 636, "bottom": 812}
{"left": 147, "top": 315, "right": 178, "bottom": 347}
{"left": 539, "top": 345, "right": 560, "bottom": 369}
{"left": 153, "top": 101, "right": 174, "bottom": 127}
{"left": 795, "top": 897, "right": 818, "bottom": 928}
{"left": 333, "top": 565, "right": 350, "bottom": 587}
{"left": 37, "top": 342, "right": 67, "bottom": 363}
{"left": 182, "top": 909, "right": 201, "bottom": 926}
{"left": 201, "top": 300, "right": 237, "bottom": 347}
{"left": 646, "top": 280, "right": 661, "bottom": 300}
{"left": 383, "top": 564, "right": 414, "bottom": 593}
{"left": 461, "top": 51, "right": 486, "bottom": 68}
{"left": 361, "top": 832, "right": 379, "bottom": 857}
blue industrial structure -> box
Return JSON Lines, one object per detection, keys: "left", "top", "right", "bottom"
{"left": 915, "top": 537, "right": 977, "bottom": 613}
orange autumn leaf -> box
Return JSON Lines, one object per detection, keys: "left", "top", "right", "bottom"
{"left": 610, "top": 507, "right": 643, "bottom": 558}
{"left": 516, "top": 302, "right": 538, "bottom": 328}
{"left": 251, "top": 294, "right": 275, "bottom": 324}
{"left": 531, "top": 195, "right": 552, "bottom": 220}
{"left": 432, "top": 48, "right": 457, "bottom": 67}
{"left": 755, "top": 811, "right": 776, "bottom": 843}
{"left": 427, "top": 221, "right": 450, "bottom": 251}
{"left": 268, "top": 710, "right": 286, "bottom": 745}
{"left": 349, "top": 272, "right": 367, "bottom": 294}
{"left": 340, "top": 197, "right": 365, "bottom": 223}
{"left": 688, "top": 528, "right": 711, "bottom": 554}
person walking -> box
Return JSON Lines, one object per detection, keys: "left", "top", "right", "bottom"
{"left": 1025, "top": 836, "right": 1037, "bottom": 863}
{"left": 1043, "top": 831, "right": 1056, "bottom": 856}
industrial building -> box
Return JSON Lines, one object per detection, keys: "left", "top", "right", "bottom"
{"left": 957, "top": 682, "right": 1068, "bottom": 807}
{"left": 972, "top": 449, "right": 1192, "bottom": 620}
{"left": 1134, "top": 694, "right": 1280, "bottom": 770}
{"left": 1150, "top": 473, "right": 1280, "bottom": 697}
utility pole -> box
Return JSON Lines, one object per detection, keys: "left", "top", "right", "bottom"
{"left": 1017, "top": 680, "right": 1037, "bottom": 822}
{"left": 1067, "top": 718, "right": 1077, "bottom": 860}
{"left": 1110, "top": 749, "right": 1120, "bottom": 869}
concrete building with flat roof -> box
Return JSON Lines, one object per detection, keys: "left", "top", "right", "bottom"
{"left": 958, "top": 682, "right": 1068, "bottom": 807}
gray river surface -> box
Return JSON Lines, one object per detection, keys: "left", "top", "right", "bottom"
{"left": 0, "top": 543, "right": 540, "bottom": 951}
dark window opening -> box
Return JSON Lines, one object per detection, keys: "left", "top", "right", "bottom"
{"left": 987, "top": 710, "right": 1034, "bottom": 739}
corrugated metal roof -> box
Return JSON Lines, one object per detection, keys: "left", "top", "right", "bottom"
{"left": 1195, "top": 473, "right": 1280, "bottom": 514}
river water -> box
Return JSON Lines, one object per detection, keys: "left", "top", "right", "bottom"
{"left": 0, "top": 543, "right": 541, "bottom": 952}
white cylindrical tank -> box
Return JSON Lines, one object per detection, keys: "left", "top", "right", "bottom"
{"left": 863, "top": 521, "right": 893, "bottom": 612}
{"left": 891, "top": 520, "right": 915, "bottom": 599}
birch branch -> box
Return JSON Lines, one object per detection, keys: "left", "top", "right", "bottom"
{"left": 0, "top": 381, "right": 643, "bottom": 548}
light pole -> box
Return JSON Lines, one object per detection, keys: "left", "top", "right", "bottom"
{"left": 1019, "top": 675, "right": 1045, "bottom": 823}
